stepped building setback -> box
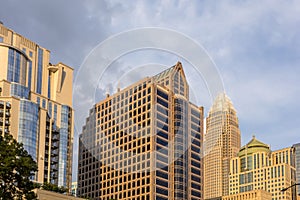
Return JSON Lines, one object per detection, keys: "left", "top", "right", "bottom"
{"left": 0, "top": 23, "right": 74, "bottom": 190}
{"left": 78, "top": 62, "right": 204, "bottom": 199}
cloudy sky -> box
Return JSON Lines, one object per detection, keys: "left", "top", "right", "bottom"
{"left": 1, "top": 0, "right": 300, "bottom": 180}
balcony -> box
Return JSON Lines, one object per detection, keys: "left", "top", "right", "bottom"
{"left": 52, "top": 135, "right": 59, "bottom": 141}
{"left": 51, "top": 142, "right": 59, "bottom": 150}
{"left": 5, "top": 112, "right": 10, "bottom": 117}
{"left": 6, "top": 102, "right": 11, "bottom": 109}
{"left": 51, "top": 157, "right": 58, "bottom": 164}
{"left": 51, "top": 150, "right": 59, "bottom": 156}
{"left": 48, "top": 65, "right": 59, "bottom": 73}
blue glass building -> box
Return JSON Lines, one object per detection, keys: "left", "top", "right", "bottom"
{"left": 0, "top": 23, "right": 74, "bottom": 190}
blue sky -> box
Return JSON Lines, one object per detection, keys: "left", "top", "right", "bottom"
{"left": 1, "top": 0, "right": 300, "bottom": 179}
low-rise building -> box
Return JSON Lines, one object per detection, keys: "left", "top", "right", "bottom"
{"left": 222, "top": 189, "right": 272, "bottom": 200}
{"left": 228, "top": 136, "right": 297, "bottom": 200}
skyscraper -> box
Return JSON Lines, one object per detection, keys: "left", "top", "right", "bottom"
{"left": 204, "top": 93, "right": 241, "bottom": 200}
{"left": 0, "top": 23, "right": 74, "bottom": 189}
{"left": 78, "top": 62, "right": 204, "bottom": 199}
{"left": 228, "top": 137, "right": 296, "bottom": 200}
{"left": 293, "top": 143, "right": 300, "bottom": 195}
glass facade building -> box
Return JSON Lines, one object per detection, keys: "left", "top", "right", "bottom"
{"left": 0, "top": 23, "right": 74, "bottom": 191}
{"left": 18, "top": 100, "right": 39, "bottom": 161}
{"left": 78, "top": 62, "right": 204, "bottom": 199}
{"left": 293, "top": 143, "right": 300, "bottom": 195}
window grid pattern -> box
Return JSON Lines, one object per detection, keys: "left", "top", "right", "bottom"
{"left": 0, "top": 101, "right": 11, "bottom": 135}
{"left": 58, "top": 105, "right": 72, "bottom": 187}
{"left": 156, "top": 88, "right": 169, "bottom": 199}
{"left": 7, "top": 48, "right": 28, "bottom": 86}
{"left": 78, "top": 64, "right": 204, "bottom": 200}
{"left": 18, "top": 100, "right": 39, "bottom": 161}
{"left": 10, "top": 83, "right": 30, "bottom": 99}
{"left": 229, "top": 147, "right": 297, "bottom": 200}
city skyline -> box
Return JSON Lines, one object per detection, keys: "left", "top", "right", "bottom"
{"left": 0, "top": 1, "right": 299, "bottom": 152}
{"left": 0, "top": 1, "right": 299, "bottom": 185}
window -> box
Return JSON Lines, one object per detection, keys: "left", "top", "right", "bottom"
{"left": 36, "top": 48, "right": 43, "bottom": 94}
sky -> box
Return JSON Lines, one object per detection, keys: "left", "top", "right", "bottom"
{"left": 1, "top": 0, "right": 300, "bottom": 181}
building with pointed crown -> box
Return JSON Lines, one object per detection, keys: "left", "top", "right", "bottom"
{"left": 204, "top": 93, "right": 241, "bottom": 200}
{"left": 78, "top": 62, "right": 204, "bottom": 199}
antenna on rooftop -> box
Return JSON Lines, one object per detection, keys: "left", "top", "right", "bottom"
{"left": 117, "top": 81, "right": 121, "bottom": 92}
{"left": 105, "top": 87, "right": 110, "bottom": 98}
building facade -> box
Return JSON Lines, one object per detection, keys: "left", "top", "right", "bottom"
{"left": 0, "top": 23, "right": 74, "bottom": 189}
{"left": 71, "top": 182, "right": 78, "bottom": 197}
{"left": 222, "top": 189, "right": 272, "bottom": 200}
{"left": 204, "top": 93, "right": 241, "bottom": 200}
{"left": 229, "top": 137, "right": 296, "bottom": 200}
{"left": 293, "top": 143, "right": 300, "bottom": 195}
{"left": 78, "top": 62, "right": 204, "bottom": 199}
{"left": 34, "top": 189, "right": 85, "bottom": 200}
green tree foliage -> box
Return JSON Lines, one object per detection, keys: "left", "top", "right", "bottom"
{"left": 41, "top": 182, "right": 67, "bottom": 194}
{"left": 0, "top": 134, "right": 38, "bottom": 199}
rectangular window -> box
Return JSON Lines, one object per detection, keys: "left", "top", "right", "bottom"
{"left": 42, "top": 99, "right": 46, "bottom": 109}
{"left": 36, "top": 97, "right": 40, "bottom": 106}
{"left": 48, "top": 74, "right": 51, "bottom": 98}
{"left": 0, "top": 36, "right": 3, "bottom": 42}
{"left": 36, "top": 48, "right": 43, "bottom": 94}
{"left": 27, "top": 61, "right": 32, "bottom": 90}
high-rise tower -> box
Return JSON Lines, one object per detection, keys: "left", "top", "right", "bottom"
{"left": 293, "top": 143, "right": 300, "bottom": 195}
{"left": 0, "top": 23, "right": 74, "bottom": 189}
{"left": 204, "top": 93, "right": 241, "bottom": 200}
{"left": 78, "top": 62, "right": 204, "bottom": 199}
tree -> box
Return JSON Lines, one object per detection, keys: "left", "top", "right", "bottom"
{"left": 41, "top": 182, "right": 67, "bottom": 194}
{"left": 0, "top": 134, "right": 38, "bottom": 199}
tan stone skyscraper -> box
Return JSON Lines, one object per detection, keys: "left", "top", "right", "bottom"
{"left": 204, "top": 93, "right": 241, "bottom": 200}
{"left": 0, "top": 23, "right": 74, "bottom": 190}
{"left": 78, "top": 62, "right": 204, "bottom": 199}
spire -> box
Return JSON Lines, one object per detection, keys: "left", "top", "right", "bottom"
{"left": 209, "top": 92, "right": 236, "bottom": 113}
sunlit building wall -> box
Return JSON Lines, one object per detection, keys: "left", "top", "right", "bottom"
{"left": 78, "top": 62, "right": 204, "bottom": 199}
{"left": 204, "top": 93, "right": 241, "bottom": 200}
{"left": 229, "top": 137, "right": 296, "bottom": 200}
{"left": 0, "top": 23, "right": 74, "bottom": 189}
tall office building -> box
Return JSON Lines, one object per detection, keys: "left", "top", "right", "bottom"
{"left": 204, "top": 93, "right": 241, "bottom": 200}
{"left": 229, "top": 137, "right": 296, "bottom": 200}
{"left": 0, "top": 23, "right": 74, "bottom": 189}
{"left": 293, "top": 143, "right": 300, "bottom": 195}
{"left": 78, "top": 62, "right": 204, "bottom": 199}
